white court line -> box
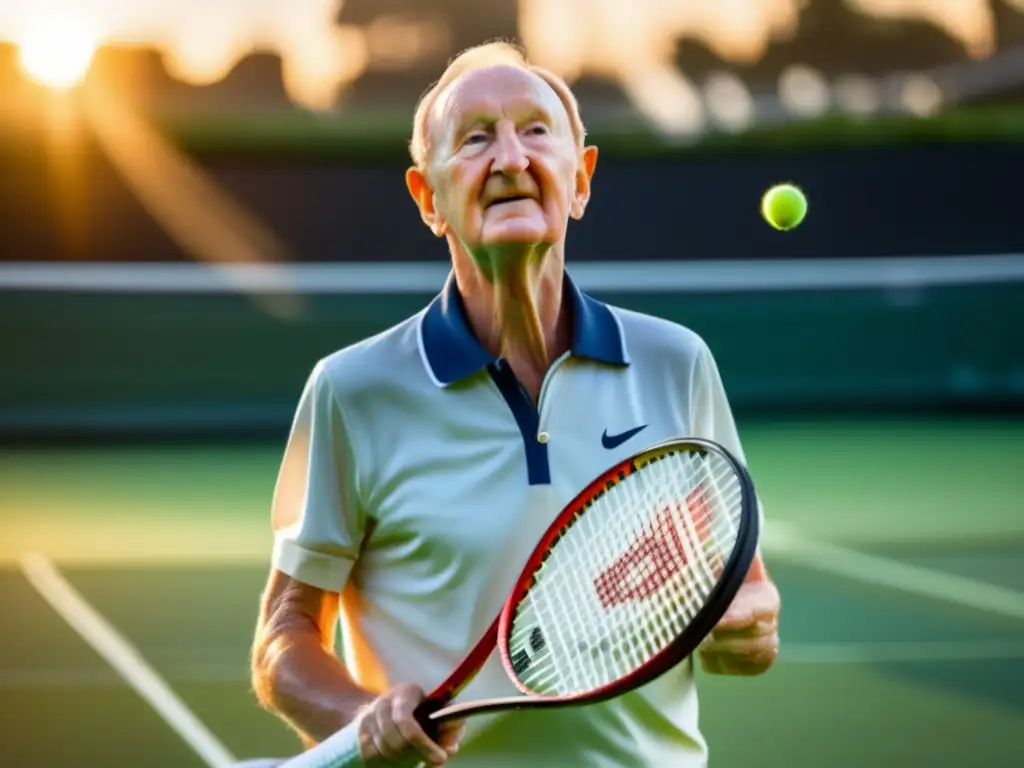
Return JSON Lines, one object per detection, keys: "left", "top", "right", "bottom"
{"left": 781, "top": 639, "right": 1024, "bottom": 664}
{"left": 763, "top": 523, "right": 1024, "bottom": 622}
{"left": 18, "top": 552, "right": 237, "bottom": 768}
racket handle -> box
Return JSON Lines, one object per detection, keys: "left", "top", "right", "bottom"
{"left": 413, "top": 697, "right": 445, "bottom": 741}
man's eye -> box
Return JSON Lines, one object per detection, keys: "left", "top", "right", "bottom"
{"left": 464, "top": 132, "right": 488, "bottom": 145}
{"left": 526, "top": 124, "right": 548, "bottom": 136}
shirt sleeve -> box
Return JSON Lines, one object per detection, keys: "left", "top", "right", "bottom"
{"left": 271, "top": 361, "right": 365, "bottom": 593}
{"left": 690, "top": 340, "right": 766, "bottom": 531}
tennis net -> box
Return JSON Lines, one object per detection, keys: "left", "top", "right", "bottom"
{"left": 2, "top": 254, "right": 1022, "bottom": 436}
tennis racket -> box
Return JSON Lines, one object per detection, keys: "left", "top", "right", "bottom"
{"left": 413, "top": 436, "right": 761, "bottom": 736}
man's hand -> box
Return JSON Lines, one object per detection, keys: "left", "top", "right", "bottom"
{"left": 356, "top": 683, "right": 465, "bottom": 767}
{"left": 699, "top": 565, "right": 780, "bottom": 676}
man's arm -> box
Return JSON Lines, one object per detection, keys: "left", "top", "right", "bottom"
{"left": 256, "top": 363, "right": 463, "bottom": 766}
{"left": 256, "top": 362, "right": 373, "bottom": 744}
{"left": 251, "top": 569, "right": 374, "bottom": 745}
{"left": 251, "top": 570, "right": 460, "bottom": 767}
{"left": 689, "top": 338, "right": 780, "bottom": 676}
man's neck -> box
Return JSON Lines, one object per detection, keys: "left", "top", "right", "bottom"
{"left": 453, "top": 247, "right": 572, "bottom": 394}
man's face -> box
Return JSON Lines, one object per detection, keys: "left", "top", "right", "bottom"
{"left": 413, "top": 65, "right": 594, "bottom": 264}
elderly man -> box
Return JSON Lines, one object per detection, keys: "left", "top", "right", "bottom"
{"left": 246, "top": 41, "right": 780, "bottom": 768}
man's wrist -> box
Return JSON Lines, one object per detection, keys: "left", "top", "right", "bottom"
{"left": 281, "top": 688, "right": 377, "bottom": 748}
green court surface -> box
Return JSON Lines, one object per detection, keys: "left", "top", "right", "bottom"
{"left": 1, "top": 419, "right": 1023, "bottom": 767}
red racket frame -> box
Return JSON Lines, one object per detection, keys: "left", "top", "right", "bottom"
{"left": 416, "top": 437, "right": 760, "bottom": 728}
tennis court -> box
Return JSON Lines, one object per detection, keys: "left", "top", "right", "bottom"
{"left": 2, "top": 419, "right": 1021, "bottom": 767}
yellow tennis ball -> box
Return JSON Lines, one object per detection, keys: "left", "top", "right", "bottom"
{"left": 761, "top": 183, "right": 807, "bottom": 231}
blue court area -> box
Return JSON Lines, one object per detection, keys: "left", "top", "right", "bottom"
{"left": 2, "top": 419, "right": 1022, "bottom": 766}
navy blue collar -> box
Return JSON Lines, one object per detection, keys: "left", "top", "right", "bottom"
{"left": 421, "top": 271, "right": 629, "bottom": 386}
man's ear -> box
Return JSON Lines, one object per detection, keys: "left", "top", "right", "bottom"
{"left": 405, "top": 166, "right": 447, "bottom": 237}
{"left": 570, "top": 145, "right": 599, "bottom": 220}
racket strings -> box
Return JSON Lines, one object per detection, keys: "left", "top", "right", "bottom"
{"left": 508, "top": 450, "right": 744, "bottom": 696}
{"left": 520, "top": 456, "right": 720, "bottom": 684}
{"left": 608, "top": 455, "right": 738, "bottom": 650}
{"left": 512, "top": 459, "right": 734, "bottom": 694}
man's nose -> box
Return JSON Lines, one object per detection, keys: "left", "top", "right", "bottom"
{"left": 491, "top": 124, "right": 529, "bottom": 176}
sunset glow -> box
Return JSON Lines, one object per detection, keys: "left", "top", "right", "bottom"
{"left": 17, "top": 12, "right": 98, "bottom": 89}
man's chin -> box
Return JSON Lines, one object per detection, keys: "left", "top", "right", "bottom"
{"left": 478, "top": 221, "right": 554, "bottom": 249}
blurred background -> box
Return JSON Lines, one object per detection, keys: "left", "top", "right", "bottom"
{"left": 1, "top": 1, "right": 1022, "bottom": 767}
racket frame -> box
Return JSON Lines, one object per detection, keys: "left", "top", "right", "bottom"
{"left": 418, "top": 437, "right": 760, "bottom": 725}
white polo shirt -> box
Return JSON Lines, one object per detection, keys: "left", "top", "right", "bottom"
{"left": 271, "top": 272, "right": 752, "bottom": 767}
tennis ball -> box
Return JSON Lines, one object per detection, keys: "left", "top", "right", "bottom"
{"left": 761, "top": 183, "right": 807, "bottom": 231}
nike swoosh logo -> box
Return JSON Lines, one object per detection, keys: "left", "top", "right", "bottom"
{"left": 601, "top": 424, "right": 648, "bottom": 450}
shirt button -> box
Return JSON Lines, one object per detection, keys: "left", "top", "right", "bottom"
{"left": 537, "top": 431, "right": 550, "bottom": 444}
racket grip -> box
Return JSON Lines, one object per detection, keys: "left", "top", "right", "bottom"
{"left": 413, "top": 697, "right": 445, "bottom": 741}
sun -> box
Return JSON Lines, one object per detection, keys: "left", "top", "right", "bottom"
{"left": 18, "top": 13, "right": 98, "bottom": 90}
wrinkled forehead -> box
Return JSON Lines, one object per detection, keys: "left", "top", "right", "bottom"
{"left": 431, "top": 65, "right": 571, "bottom": 146}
